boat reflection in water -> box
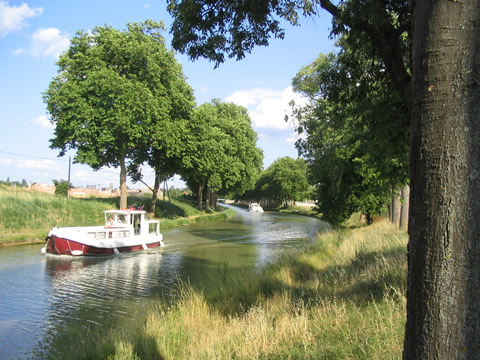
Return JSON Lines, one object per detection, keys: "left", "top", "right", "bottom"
{"left": 37, "top": 250, "right": 180, "bottom": 359}
{"left": 0, "top": 207, "right": 331, "bottom": 359}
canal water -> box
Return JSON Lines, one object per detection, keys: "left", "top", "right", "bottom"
{"left": 0, "top": 206, "right": 330, "bottom": 359}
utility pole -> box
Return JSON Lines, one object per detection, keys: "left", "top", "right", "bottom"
{"left": 67, "top": 156, "right": 71, "bottom": 197}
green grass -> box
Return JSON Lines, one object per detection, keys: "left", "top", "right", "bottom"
{"left": 89, "top": 220, "right": 408, "bottom": 359}
{"left": 0, "top": 187, "right": 234, "bottom": 245}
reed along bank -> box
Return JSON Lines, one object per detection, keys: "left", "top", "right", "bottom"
{"left": 93, "top": 220, "right": 407, "bottom": 360}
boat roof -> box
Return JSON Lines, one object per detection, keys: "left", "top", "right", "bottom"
{"left": 103, "top": 209, "right": 147, "bottom": 215}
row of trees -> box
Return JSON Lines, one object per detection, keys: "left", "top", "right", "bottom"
{"left": 166, "top": 0, "right": 480, "bottom": 357}
{"left": 239, "top": 157, "right": 310, "bottom": 207}
{"left": 289, "top": 34, "right": 409, "bottom": 225}
{"left": 44, "top": 20, "right": 263, "bottom": 212}
{"left": 0, "top": 178, "right": 29, "bottom": 188}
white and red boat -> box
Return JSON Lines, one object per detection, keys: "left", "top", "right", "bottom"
{"left": 42, "top": 209, "right": 164, "bottom": 256}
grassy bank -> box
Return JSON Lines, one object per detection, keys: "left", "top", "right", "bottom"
{"left": 0, "top": 186, "right": 234, "bottom": 245}
{"left": 92, "top": 220, "right": 407, "bottom": 359}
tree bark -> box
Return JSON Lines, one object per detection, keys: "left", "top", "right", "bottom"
{"left": 392, "top": 189, "right": 402, "bottom": 227}
{"left": 399, "top": 184, "right": 409, "bottom": 230}
{"left": 151, "top": 170, "right": 161, "bottom": 216}
{"left": 197, "top": 177, "right": 206, "bottom": 211}
{"left": 205, "top": 185, "right": 211, "bottom": 212}
{"left": 119, "top": 156, "right": 128, "bottom": 210}
{"left": 389, "top": 186, "right": 394, "bottom": 222}
{"left": 404, "top": 1, "right": 480, "bottom": 358}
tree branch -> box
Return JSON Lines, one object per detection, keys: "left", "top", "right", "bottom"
{"left": 319, "top": 0, "right": 339, "bottom": 17}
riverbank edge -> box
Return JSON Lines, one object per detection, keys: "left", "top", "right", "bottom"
{"left": 91, "top": 219, "right": 408, "bottom": 359}
{"left": 0, "top": 207, "right": 236, "bottom": 248}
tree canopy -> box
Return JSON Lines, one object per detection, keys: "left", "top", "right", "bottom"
{"left": 291, "top": 35, "right": 410, "bottom": 224}
{"left": 166, "top": 0, "right": 480, "bottom": 356}
{"left": 44, "top": 20, "right": 194, "bottom": 209}
{"left": 182, "top": 100, "right": 263, "bottom": 210}
{"left": 260, "top": 157, "right": 310, "bottom": 206}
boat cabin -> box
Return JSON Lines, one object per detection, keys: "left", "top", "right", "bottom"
{"left": 103, "top": 209, "right": 160, "bottom": 236}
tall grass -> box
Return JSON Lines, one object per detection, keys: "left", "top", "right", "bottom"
{"left": 0, "top": 187, "right": 116, "bottom": 244}
{"left": 93, "top": 220, "right": 408, "bottom": 359}
{"left": 0, "top": 188, "right": 234, "bottom": 244}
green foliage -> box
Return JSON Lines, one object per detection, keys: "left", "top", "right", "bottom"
{"left": 52, "top": 179, "right": 71, "bottom": 197}
{"left": 242, "top": 157, "right": 310, "bottom": 205}
{"left": 0, "top": 178, "right": 28, "bottom": 188}
{"left": 182, "top": 100, "right": 263, "bottom": 198}
{"left": 44, "top": 20, "right": 194, "bottom": 209}
{"left": 167, "top": 0, "right": 316, "bottom": 66}
{"left": 166, "top": 0, "right": 412, "bottom": 225}
{"left": 0, "top": 189, "right": 234, "bottom": 244}
{"left": 92, "top": 221, "right": 407, "bottom": 359}
{"left": 290, "top": 35, "right": 410, "bottom": 224}
{"left": 0, "top": 187, "right": 115, "bottom": 244}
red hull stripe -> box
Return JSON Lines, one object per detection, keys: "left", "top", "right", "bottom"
{"left": 47, "top": 236, "right": 161, "bottom": 256}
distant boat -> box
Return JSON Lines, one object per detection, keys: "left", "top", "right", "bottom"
{"left": 42, "top": 209, "right": 164, "bottom": 256}
{"left": 248, "top": 202, "right": 264, "bottom": 213}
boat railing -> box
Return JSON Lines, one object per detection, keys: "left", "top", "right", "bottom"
{"left": 87, "top": 229, "right": 131, "bottom": 240}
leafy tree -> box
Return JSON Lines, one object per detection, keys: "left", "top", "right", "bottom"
{"left": 182, "top": 100, "right": 263, "bottom": 210}
{"left": 260, "top": 157, "right": 309, "bottom": 206}
{"left": 291, "top": 36, "right": 409, "bottom": 224}
{"left": 52, "top": 179, "right": 70, "bottom": 197}
{"left": 166, "top": 0, "right": 480, "bottom": 356}
{"left": 44, "top": 20, "right": 191, "bottom": 209}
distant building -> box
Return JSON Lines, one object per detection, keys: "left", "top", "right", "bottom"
{"left": 30, "top": 183, "right": 55, "bottom": 194}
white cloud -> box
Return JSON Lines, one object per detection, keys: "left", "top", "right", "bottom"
{"left": 0, "top": 158, "right": 14, "bottom": 165}
{"left": 32, "top": 114, "right": 53, "bottom": 129}
{"left": 12, "top": 47, "right": 23, "bottom": 55}
{"left": 30, "top": 27, "right": 70, "bottom": 58}
{"left": 0, "top": 1, "right": 43, "bottom": 38}
{"left": 17, "top": 159, "right": 60, "bottom": 170}
{"left": 0, "top": 157, "right": 60, "bottom": 171}
{"left": 226, "top": 87, "right": 307, "bottom": 129}
{"left": 144, "top": 3, "right": 151, "bottom": 9}
{"left": 197, "top": 86, "right": 208, "bottom": 94}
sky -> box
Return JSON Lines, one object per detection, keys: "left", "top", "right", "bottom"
{"left": 0, "top": 0, "right": 335, "bottom": 190}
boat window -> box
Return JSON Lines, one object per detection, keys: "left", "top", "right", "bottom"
{"left": 133, "top": 214, "right": 141, "bottom": 235}
{"left": 149, "top": 222, "right": 159, "bottom": 234}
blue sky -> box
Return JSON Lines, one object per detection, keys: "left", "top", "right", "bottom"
{"left": 0, "top": 0, "right": 334, "bottom": 189}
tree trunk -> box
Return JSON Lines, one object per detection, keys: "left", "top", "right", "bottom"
{"left": 205, "top": 185, "right": 211, "bottom": 212}
{"left": 392, "top": 189, "right": 401, "bottom": 227}
{"left": 119, "top": 156, "right": 128, "bottom": 210}
{"left": 165, "top": 180, "right": 171, "bottom": 203}
{"left": 197, "top": 178, "right": 206, "bottom": 211}
{"left": 211, "top": 191, "right": 218, "bottom": 209}
{"left": 399, "top": 184, "right": 409, "bottom": 230}
{"left": 150, "top": 170, "right": 161, "bottom": 216}
{"left": 404, "top": 1, "right": 480, "bottom": 358}
{"left": 389, "top": 186, "right": 394, "bottom": 222}
{"left": 366, "top": 212, "right": 373, "bottom": 225}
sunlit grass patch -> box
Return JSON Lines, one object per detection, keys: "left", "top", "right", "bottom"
{"left": 99, "top": 220, "right": 407, "bottom": 359}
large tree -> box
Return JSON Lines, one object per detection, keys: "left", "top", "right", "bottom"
{"left": 404, "top": 1, "right": 480, "bottom": 358}
{"left": 167, "top": 0, "right": 480, "bottom": 357}
{"left": 182, "top": 100, "right": 263, "bottom": 210}
{"left": 258, "top": 157, "right": 310, "bottom": 206}
{"left": 44, "top": 20, "right": 193, "bottom": 209}
{"left": 291, "top": 36, "right": 409, "bottom": 224}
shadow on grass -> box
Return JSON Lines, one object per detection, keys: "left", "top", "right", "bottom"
{"left": 186, "top": 240, "right": 408, "bottom": 320}
{"left": 82, "top": 196, "right": 195, "bottom": 219}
